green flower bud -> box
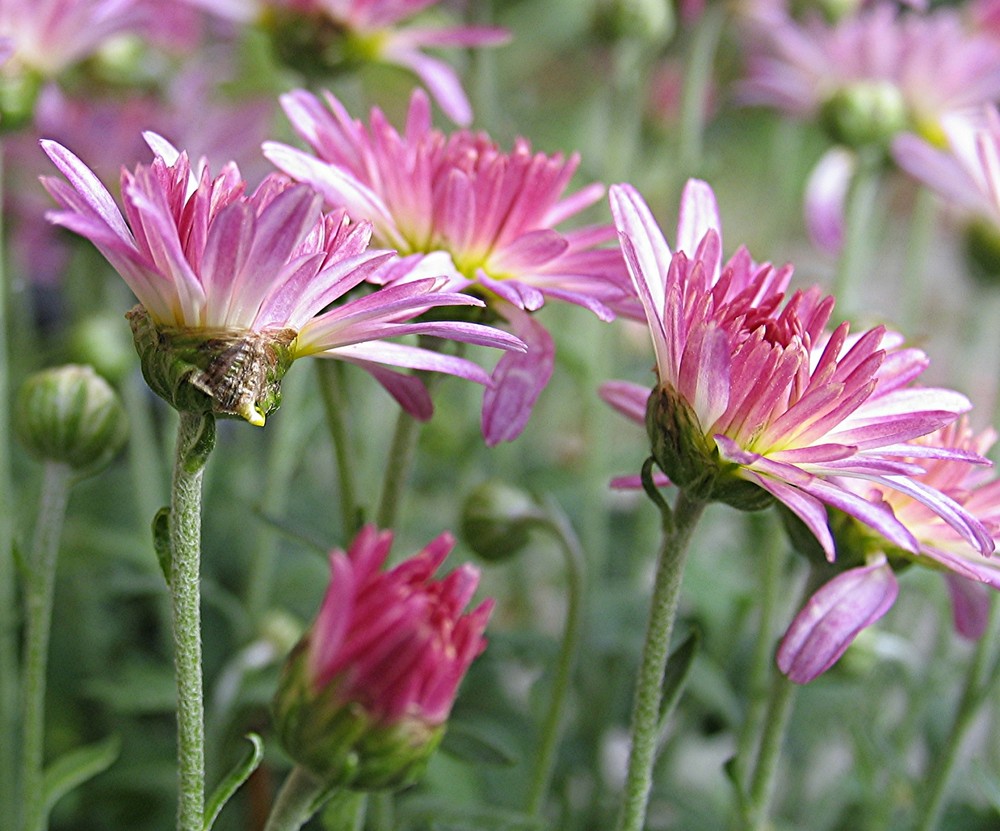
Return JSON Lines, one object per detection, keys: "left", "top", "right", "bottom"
{"left": 460, "top": 481, "right": 543, "bottom": 563}
{"left": 0, "top": 67, "right": 43, "bottom": 133}
{"left": 592, "top": 0, "right": 675, "bottom": 46}
{"left": 15, "top": 364, "right": 128, "bottom": 474}
{"left": 260, "top": 7, "right": 382, "bottom": 80}
{"left": 68, "top": 313, "right": 136, "bottom": 384}
{"left": 819, "top": 81, "right": 908, "bottom": 150}
{"left": 127, "top": 305, "right": 296, "bottom": 426}
{"left": 962, "top": 217, "right": 1000, "bottom": 289}
{"left": 273, "top": 640, "right": 446, "bottom": 791}
{"left": 646, "top": 385, "right": 773, "bottom": 511}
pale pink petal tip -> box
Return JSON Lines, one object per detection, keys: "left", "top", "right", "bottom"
{"left": 777, "top": 557, "right": 899, "bottom": 684}
{"left": 805, "top": 147, "right": 856, "bottom": 255}
{"left": 945, "top": 573, "right": 992, "bottom": 640}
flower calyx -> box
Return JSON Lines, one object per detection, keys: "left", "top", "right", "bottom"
{"left": 127, "top": 305, "right": 296, "bottom": 426}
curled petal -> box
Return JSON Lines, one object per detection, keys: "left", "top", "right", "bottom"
{"left": 777, "top": 556, "right": 899, "bottom": 684}
{"left": 804, "top": 147, "right": 855, "bottom": 255}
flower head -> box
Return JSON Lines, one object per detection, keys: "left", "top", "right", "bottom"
{"left": 778, "top": 418, "right": 1000, "bottom": 682}
{"left": 184, "top": 0, "right": 508, "bottom": 125}
{"left": 265, "top": 87, "right": 631, "bottom": 443}
{"left": 41, "top": 134, "right": 523, "bottom": 424}
{"left": 605, "top": 180, "right": 992, "bottom": 560}
{"left": 273, "top": 524, "right": 493, "bottom": 789}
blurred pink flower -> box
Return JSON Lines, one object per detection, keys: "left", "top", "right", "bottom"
{"left": 778, "top": 418, "right": 1000, "bottom": 682}
{"left": 739, "top": 3, "right": 1000, "bottom": 133}
{"left": 41, "top": 134, "right": 523, "bottom": 422}
{"left": 273, "top": 524, "right": 492, "bottom": 787}
{"left": 265, "top": 87, "right": 631, "bottom": 444}
{"left": 604, "top": 180, "right": 992, "bottom": 560}
{"left": 183, "top": 0, "right": 508, "bottom": 125}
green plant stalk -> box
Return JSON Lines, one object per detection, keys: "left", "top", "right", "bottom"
{"left": 678, "top": 3, "right": 726, "bottom": 176}
{"left": 263, "top": 765, "right": 329, "bottom": 831}
{"left": 525, "top": 503, "right": 586, "bottom": 815}
{"left": 375, "top": 406, "right": 421, "bottom": 530}
{"left": 615, "top": 492, "right": 706, "bottom": 831}
{"left": 169, "top": 412, "right": 213, "bottom": 831}
{"left": 316, "top": 361, "right": 363, "bottom": 536}
{"left": 900, "top": 186, "right": 936, "bottom": 333}
{"left": 741, "top": 671, "right": 797, "bottom": 831}
{"left": 0, "top": 140, "right": 18, "bottom": 822}
{"left": 731, "top": 512, "right": 785, "bottom": 795}
{"left": 832, "top": 151, "right": 881, "bottom": 320}
{"left": 915, "top": 599, "right": 999, "bottom": 831}
{"left": 19, "top": 462, "right": 73, "bottom": 831}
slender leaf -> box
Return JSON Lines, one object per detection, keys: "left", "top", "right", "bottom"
{"left": 203, "top": 733, "right": 264, "bottom": 831}
{"left": 42, "top": 735, "right": 121, "bottom": 818}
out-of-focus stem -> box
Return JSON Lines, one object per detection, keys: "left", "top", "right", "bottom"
{"left": 19, "top": 462, "right": 72, "bottom": 831}
{"left": 678, "top": 4, "right": 726, "bottom": 176}
{"left": 317, "top": 361, "right": 363, "bottom": 537}
{"left": 263, "top": 765, "right": 329, "bottom": 831}
{"left": 833, "top": 151, "right": 881, "bottom": 319}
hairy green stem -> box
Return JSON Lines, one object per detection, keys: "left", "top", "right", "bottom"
{"left": 915, "top": 599, "right": 1000, "bottom": 831}
{"left": 741, "top": 671, "right": 797, "bottom": 831}
{"left": 525, "top": 502, "right": 586, "bottom": 815}
{"left": 263, "top": 765, "right": 329, "bottom": 831}
{"left": 316, "top": 362, "right": 363, "bottom": 536}
{"left": 19, "top": 462, "right": 72, "bottom": 831}
{"left": 615, "top": 492, "right": 706, "bottom": 831}
{"left": 169, "top": 411, "right": 214, "bottom": 831}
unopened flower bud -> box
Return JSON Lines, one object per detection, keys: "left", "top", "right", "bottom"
{"left": 127, "top": 305, "right": 296, "bottom": 426}
{"left": 15, "top": 364, "right": 128, "bottom": 474}
{"left": 646, "top": 385, "right": 773, "bottom": 510}
{"left": 0, "top": 67, "right": 42, "bottom": 132}
{"left": 962, "top": 217, "right": 1000, "bottom": 288}
{"left": 260, "top": 6, "right": 378, "bottom": 80}
{"left": 592, "top": 0, "right": 675, "bottom": 46}
{"left": 273, "top": 526, "right": 493, "bottom": 791}
{"left": 460, "top": 481, "right": 543, "bottom": 563}
{"left": 820, "top": 81, "right": 908, "bottom": 149}
{"left": 69, "top": 313, "right": 136, "bottom": 384}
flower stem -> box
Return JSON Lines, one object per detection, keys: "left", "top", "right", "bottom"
{"left": 740, "top": 671, "right": 797, "bottom": 831}
{"left": 832, "top": 150, "right": 881, "bottom": 320}
{"left": 678, "top": 3, "right": 726, "bottom": 177}
{"left": 915, "top": 598, "right": 1000, "bottom": 831}
{"left": 375, "top": 407, "right": 420, "bottom": 530}
{"left": 169, "top": 411, "right": 215, "bottom": 831}
{"left": 0, "top": 139, "right": 18, "bottom": 822}
{"left": 263, "top": 765, "right": 329, "bottom": 831}
{"left": 316, "top": 362, "right": 363, "bottom": 536}
{"left": 525, "top": 500, "right": 586, "bottom": 816}
{"left": 615, "top": 492, "right": 706, "bottom": 831}
{"left": 900, "top": 186, "right": 936, "bottom": 333}
{"left": 19, "top": 462, "right": 73, "bottom": 831}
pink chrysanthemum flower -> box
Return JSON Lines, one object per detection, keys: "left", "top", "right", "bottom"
{"left": 264, "top": 87, "right": 631, "bottom": 444}
{"left": 181, "top": 0, "right": 507, "bottom": 126}
{"left": 41, "top": 134, "right": 523, "bottom": 424}
{"left": 603, "top": 180, "right": 993, "bottom": 561}
{"left": 778, "top": 419, "right": 1000, "bottom": 682}
{"left": 273, "top": 524, "right": 493, "bottom": 788}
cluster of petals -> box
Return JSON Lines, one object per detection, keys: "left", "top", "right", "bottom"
{"left": 778, "top": 419, "right": 1000, "bottom": 683}
{"left": 0, "top": 0, "right": 150, "bottom": 78}
{"left": 738, "top": 2, "right": 1000, "bottom": 128}
{"left": 308, "top": 524, "right": 493, "bottom": 725}
{"left": 893, "top": 105, "right": 1000, "bottom": 229}
{"left": 603, "top": 180, "right": 993, "bottom": 564}
{"left": 182, "top": 0, "right": 508, "bottom": 125}
{"left": 41, "top": 134, "right": 524, "bottom": 419}
{"left": 264, "top": 87, "right": 631, "bottom": 443}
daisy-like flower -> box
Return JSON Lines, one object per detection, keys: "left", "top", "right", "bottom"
{"left": 603, "top": 180, "right": 993, "bottom": 561}
{"left": 273, "top": 524, "right": 493, "bottom": 789}
{"left": 41, "top": 134, "right": 523, "bottom": 424}
{"left": 182, "top": 0, "right": 508, "bottom": 126}
{"left": 264, "top": 87, "right": 631, "bottom": 444}
{"left": 778, "top": 418, "right": 1000, "bottom": 682}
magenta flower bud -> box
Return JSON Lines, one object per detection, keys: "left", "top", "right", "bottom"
{"left": 777, "top": 555, "right": 899, "bottom": 684}
{"left": 273, "top": 525, "right": 493, "bottom": 790}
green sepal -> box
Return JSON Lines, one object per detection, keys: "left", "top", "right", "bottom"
{"left": 645, "top": 387, "right": 774, "bottom": 512}
{"left": 127, "top": 305, "right": 296, "bottom": 426}
{"left": 152, "top": 507, "right": 172, "bottom": 584}
{"left": 41, "top": 735, "right": 121, "bottom": 822}
{"left": 203, "top": 733, "right": 264, "bottom": 831}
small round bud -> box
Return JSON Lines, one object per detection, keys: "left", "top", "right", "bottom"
{"left": 260, "top": 7, "right": 380, "bottom": 80}
{"left": 68, "top": 313, "right": 136, "bottom": 384}
{"left": 592, "top": 0, "right": 675, "bottom": 46}
{"left": 963, "top": 217, "right": 1000, "bottom": 289}
{"left": 820, "top": 81, "right": 908, "bottom": 150}
{"left": 460, "top": 481, "right": 543, "bottom": 563}
{"left": 0, "top": 67, "right": 43, "bottom": 133}
{"left": 16, "top": 364, "right": 128, "bottom": 474}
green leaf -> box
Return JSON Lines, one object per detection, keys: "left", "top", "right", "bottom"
{"left": 152, "top": 507, "right": 171, "bottom": 583}
{"left": 42, "top": 735, "right": 120, "bottom": 818}
{"left": 319, "top": 790, "right": 366, "bottom": 831}
{"left": 399, "top": 798, "right": 545, "bottom": 831}
{"left": 203, "top": 733, "right": 264, "bottom": 831}
{"left": 656, "top": 629, "right": 700, "bottom": 748}
{"left": 439, "top": 724, "right": 518, "bottom": 767}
